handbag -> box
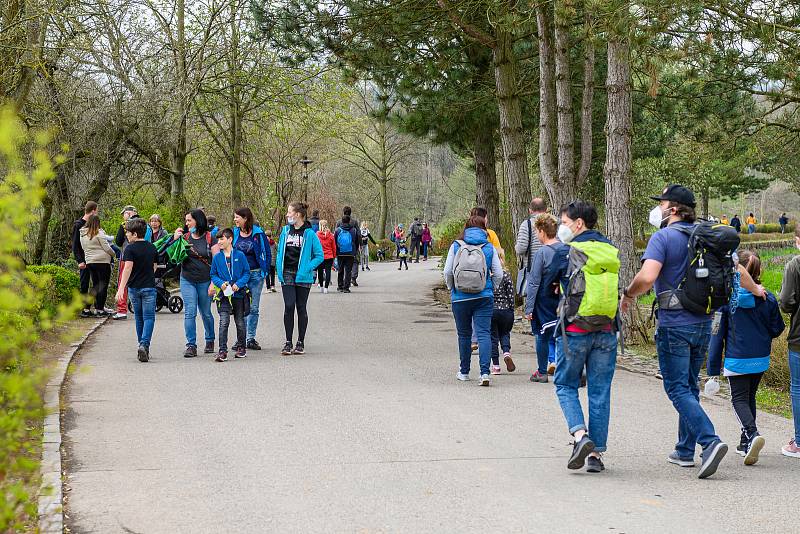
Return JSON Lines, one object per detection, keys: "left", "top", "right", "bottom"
{"left": 516, "top": 218, "right": 533, "bottom": 297}
{"left": 242, "top": 287, "right": 252, "bottom": 317}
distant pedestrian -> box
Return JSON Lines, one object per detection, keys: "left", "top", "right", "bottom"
{"left": 515, "top": 198, "right": 547, "bottom": 297}
{"left": 708, "top": 250, "right": 784, "bottom": 465}
{"left": 335, "top": 215, "right": 358, "bottom": 291}
{"left": 73, "top": 201, "right": 99, "bottom": 318}
{"left": 421, "top": 222, "right": 432, "bottom": 260}
{"left": 721, "top": 214, "right": 729, "bottom": 226}
{"left": 730, "top": 214, "right": 742, "bottom": 233}
{"left": 310, "top": 209, "right": 320, "bottom": 233}
{"left": 233, "top": 207, "right": 271, "bottom": 351}
{"left": 276, "top": 201, "right": 324, "bottom": 355}
{"left": 443, "top": 215, "right": 503, "bottom": 386}
{"left": 112, "top": 205, "right": 143, "bottom": 320}
{"left": 115, "top": 218, "right": 159, "bottom": 363}
{"left": 148, "top": 214, "right": 169, "bottom": 243}
{"left": 408, "top": 217, "right": 423, "bottom": 262}
{"left": 316, "top": 220, "right": 336, "bottom": 293}
{"left": 336, "top": 207, "right": 361, "bottom": 287}
{"left": 79, "top": 214, "right": 115, "bottom": 317}
{"left": 397, "top": 236, "right": 409, "bottom": 270}
{"left": 490, "top": 266, "right": 516, "bottom": 375}
{"left": 778, "top": 222, "right": 800, "bottom": 459}
{"left": 746, "top": 212, "right": 757, "bottom": 234}
{"left": 359, "top": 222, "right": 377, "bottom": 270}
{"left": 780, "top": 213, "right": 789, "bottom": 234}
{"left": 210, "top": 228, "right": 251, "bottom": 362}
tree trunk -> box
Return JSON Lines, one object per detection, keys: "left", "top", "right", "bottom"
{"left": 492, "top": 29, "right": 530, "bottom": 232}
{"left": 33, "top": 188, "right": 53, "bottom": 264}
{"left": 378, "top": 178, "right": 389, "bottom": 240}
{"left": 554, "top": 0, "right": 576, "bottom": 191}
{"left": 473, "top": 123, "right": 500, "bottom": 234}
{"left": 577, "top": 15, "right": 595, "bottom": 187}
{"left": 229, "top": 0, "right": 243, "bottom": 210}
{"left": 702, "top": 186, "right": 710, "bottom": 220}
{"left": 172, "top": 0, "right": 188, "bottom": 207}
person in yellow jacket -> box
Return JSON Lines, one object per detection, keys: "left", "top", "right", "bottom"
{"left": 721, "top": 215, "right": 729, "bottom": 225}
{"left": 746, "top": 213, "right": 758, "bottom": 234}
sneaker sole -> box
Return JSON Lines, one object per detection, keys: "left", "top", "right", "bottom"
{"left": 137, "top": 348, "right": 149, "bottom": 362}
{"left": 504, "top": 355, "right": 516, "bottom": 372}
{"left": 781, "top": 448, "right": 800, "bottom": 458}
{"left": 479, "top": 379, "right": 490, "bottom": 386}
{"left": 667, "top": 456, "right": 695, "bottom": 468}
{"left": 568, "top": 439, "right": 595, "bottom": 470}
{"left": 234, "top": 354, "right": 246, "bottom": 359}
{"left": 745, "top": 436, "right": 765, "bottom": 466}
{"left": 698, "top": 442, "right": 728, "bottom": 479}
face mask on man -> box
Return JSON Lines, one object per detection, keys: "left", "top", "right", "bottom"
{"left": 557, "top": 224, "right": 575, "bottom": 243}
{"left": 648, "top": 206, "right": 671, "bottom": 229}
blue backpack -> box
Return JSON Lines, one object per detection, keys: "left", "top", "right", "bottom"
{"left": 337, "top": 228, "right": 354, "bottom": 253}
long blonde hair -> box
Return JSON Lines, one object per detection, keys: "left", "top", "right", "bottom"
{"left": 319, "top": 219, "right": 330, "bottom": 232}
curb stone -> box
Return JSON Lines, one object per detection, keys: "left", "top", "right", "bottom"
{"left": 37, "top": 317, "right": 108, "bottom": 534}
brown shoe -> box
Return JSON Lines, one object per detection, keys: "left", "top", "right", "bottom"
{"left": 204, "top": 341, "right": 215, "bottom": 354}
{"left": 547, "top": 362, "right": 556, "bottom": 375}
{"left": 503, "top": 353, "right": 516, "bottom": 372}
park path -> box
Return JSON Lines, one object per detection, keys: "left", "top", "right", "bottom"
{"left": 64, "top": 259, "right": 800, "bottom": 533}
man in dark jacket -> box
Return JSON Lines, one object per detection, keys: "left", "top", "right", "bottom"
{"left": 730, "top": 214, "right": 742, "bottom": 233}
{"left": 72, "top": 201, "right": 99, "bottom": 317}
{"left": 408, "top": 217, "right": 423, "bottom": 262}
{"left": 334, "top": 216, "right": 359, "bottom": 293}
{"left": 336, "top": 206, "right": 361, "bottom": 286}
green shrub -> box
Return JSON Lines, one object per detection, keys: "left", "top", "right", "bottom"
{"left": 754, "top": 223, "right": 784, "bottom": 233}
{"left": 26, "top": 264, "right": 81, "bottom": 316}
{"left": 432, "top": 218, "right": 465, "bottom": 256}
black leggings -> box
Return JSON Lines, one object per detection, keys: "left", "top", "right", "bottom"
{"left": 317, "top": 258, "right": 334, "bottom": 288}
{"left": 729, "top": 372, "right": 764, "bottom": 442}
{"left": 282, "top": 284, "right": 310, "bottom": 342}
{"left": 88, "top": 263, "right": 112, "bottom": 310}
{"left": 266, "top": 265, "right": 276, "bottom": 289}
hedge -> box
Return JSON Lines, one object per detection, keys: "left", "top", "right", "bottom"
{"left": 26, "top": 264, "right": 81, "bottom": 316}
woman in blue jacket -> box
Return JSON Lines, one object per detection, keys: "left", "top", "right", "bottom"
{"left": 276, "top": 201, "right": 324, "bottom": 356}
{"left": 233, "top": 207, "right": 272, "bottom": 351}
{"left": 708, "top": 250, "right": 785, "bottom": 465}
{"left": 210, "top": 228, "right": 251, "bottom": 361}
{"left": 443, "top": 215, "right": 503, "bottom": 386}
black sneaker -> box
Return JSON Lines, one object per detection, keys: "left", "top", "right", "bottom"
{"left": 352, "top": 280, "right": 359, "bottom": 287}
{"left": 586, "top": 455, "right": 605, "bottom": 473}
{"left": 231, "top": 341, "right": 242, "bottom": 351}
{"left": 343, "top": 288, "right": 351, "bottom": 293}
{"left": 281, "top": 341, "right": 293, "bottom": 355}
{"left": 293, "top": 341, "right": 305, "bottom": 355}
{"left": 698, "top": 440, "right": 728, "bottom": 479}
{"left": 568, "top": 435, "right": 595, "bottom": 470}
{"left": 246, "top": 339, "right": 262, "bottom": 350}
{"left": 744, "top": 434, "right": 765, "bottom": 466}
{"left": 736, "top": 443, "right": 747, "bottom": 457}
{"left": 80, "top": 309, "right": 93, "bottom": 318}
{"left": 183, "top": 345, "right": 197, "bottom": 358}
{"left": 137, "top": 345, "right": 149, "bottom": 362}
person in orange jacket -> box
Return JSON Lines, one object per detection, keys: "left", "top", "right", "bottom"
{"left": 316, "top": 220, "right": 337, "bottom": 294}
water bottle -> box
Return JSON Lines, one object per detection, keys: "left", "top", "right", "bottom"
{"left": 704, "top": 377, "right": 720, "bottom": 396}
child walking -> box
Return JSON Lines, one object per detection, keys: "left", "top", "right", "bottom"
{"left": 490, "top": 268, "right": 516, "bottom": 374}
{"left": 708, "top": 250, "right": 785, "bottom": 465}
{"left": 115, "top": 218, "right": 159, "bottom": 362}
{"left": 397, "top": 237, "right": 409, "bottom": 270}
{"left": 210, "top": 228, "right": 251, "bottom": 362}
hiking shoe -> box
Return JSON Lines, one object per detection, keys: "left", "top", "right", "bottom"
{"left": 281, "top": 341, "right": 293, "bottom": 355}
{"left": 782, "top": 439, "right": 800, "bottom": 458}
{"left": 215, "top": 351, "right": 228, "bottom": 362}
{"left": 568, "top": 435, "right": 595, "bottom": 470}
{"left": 698, "top": 440, "right": 728, "bottom": 479}
{"left": 293, "top": 341, "right": 305, "bottom": 355}
{"left": 235, "top": 347, "right": 247, "bottom": 359}
{"left": 246, "top": 339, "right": 262, "bottom": 350}
{"left": 183, "top": 345, "right": 197, "bottom": 358}
{"left": 503, "top": 353, "right": 516, "bottom": 372}
{"left": 490, "top": 364, "right": 502, "bottom": 375}
{"left": 547, "top": 362, "right": 556, "bottom": 375}
{"left": 457, "top": 372, "right": 470, "bottom": 381}
{"left": 586, "top": 455, "right": 605, "bottom": 473}
{"left": 667, "top": 451, "right": 695, "bottom": 467}
{"left": 112, "top": 312, "right": 127, "bottom": 320}
{"left": 529, "top": 371, "right": 548, "bottom": 383}
{"left": 80, "top": 309, "right": 93, "bottom": 318}
{"left": 478, "top": 374, "right": 490, "bottom": 386}
{"left": 204, "top": 341, "right": 215, "bottom": 354}
{"left": 137, "top": 345, "right": 149, "bottom": 363}
{"left": 744, "top": 434, "right": 765, "bottom": 466}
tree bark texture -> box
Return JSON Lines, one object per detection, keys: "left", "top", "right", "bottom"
{"left": 473, "top": 123, "right": 500, "bottom": 234}
{"left": 378, "top": 176, "right": 389, "bottom": 240}
{"left": 33, "top": 189, "right": 53, "bottom": 264}
{"left": 492, "top": 29, "right": 530, "bottom": 232}
{"left": 577, "top": 17, "right": 595, "bottom": 186}
{"left": 554, "top": 0, "right": 575, "bottom": 193}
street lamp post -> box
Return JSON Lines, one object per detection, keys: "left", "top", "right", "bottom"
{"left": 299, "top": 155, "right": 313, "bottom": 202}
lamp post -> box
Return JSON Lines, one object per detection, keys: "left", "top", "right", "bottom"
{"left": 299, "top": 155, "right": 313, "bottom": 202}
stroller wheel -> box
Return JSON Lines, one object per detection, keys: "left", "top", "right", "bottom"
{"left": 127, "top": 300, "right": 133, "bottom": 313}
{"left": 168, "top": 295, "right": 184, "bottom": 313}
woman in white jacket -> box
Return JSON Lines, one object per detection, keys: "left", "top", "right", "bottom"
{"left": 79, "top": 215, "right": 115, "bottom": 316}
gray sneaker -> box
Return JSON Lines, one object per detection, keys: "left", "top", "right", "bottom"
{"left": 112, "top": 313, "right": 127, "bottom": 320}
{"left": 478, "top": 374, "right": 490, "bottom": 386}
{"left": 457, "top": 372, "right": 470, "bottom": 381}
{"left": 667, "top": 451, "right": 695, "bottom": 467}
{"left": 137, "top": 345, "right": 149, "bottom": 363}
{"left": 698, "top": 440, "right": 728, "bottom": 479}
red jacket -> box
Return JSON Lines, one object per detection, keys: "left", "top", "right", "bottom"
{"left": 317, "top": 230, "right": 336, "bottom": 259}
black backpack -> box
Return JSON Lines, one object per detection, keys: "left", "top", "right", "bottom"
{"left": 658, "top": 221, "right": 740, "bottom": 315}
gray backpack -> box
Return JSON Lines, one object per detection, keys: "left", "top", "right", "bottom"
{"left": 453, "top": 240, "right": 488, "bottom": 293}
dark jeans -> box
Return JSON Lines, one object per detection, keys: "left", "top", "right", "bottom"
{"left": 352, "top": 254, "right": 359, "bottom": 281}
{"left": 410, "top": 237, "right": 421, "bottom": 261}
{"left": 338, "top": 255, "right": 354, "bottom": 289}
{"left": 399, "top": 257, "right": 408, "bottom": 269}
{"left": 452, "top": 297, "right": 493, "bottom": 376}
{"left": 79, "top": 266, "right": 91, "bottom": 307}
{"left": 491, "top": 308, "right": 514, "bottom": 365}
{"left": 128, "top": 287, "right": 156, "bottom": 348}
{"left": 317, "top": 258, "right": 334, "bottom": 288}
{"left": 421, "top": 242, "right": 430, "bottom": 259}
{"left": 266, "top": 265, "right": 276, "bottom": 289}
{"left": 282, "top": 284, "right": 310, "bottom": 342}
{"left": 217, "top": 297, "right": 247, "bottom": 353}
{"left": 656, "top": 322, "right": 720, "bottom": 458}
{"left": 729, "top": 372, "right": 763, "bottom": 442}
{"left": 87, "top": 263, "right": 111, "bottom": 310}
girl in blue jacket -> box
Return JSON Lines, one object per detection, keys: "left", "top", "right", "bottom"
{"left": 708, "top": 250, "right": 785, "bottom": 465}
{"left": 276, "top": 201, "right": 324, "bottom": 356}
{"left": 210, "top": 228, "right": 251, "bottom": 362}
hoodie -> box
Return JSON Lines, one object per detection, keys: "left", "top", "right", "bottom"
{"left": 276, "top": 222, "right": 324, "bottom": 285}
{"left": 708, "top": 288, "right": 785, "bottom": 375}
{"left": 233, "top": 225, "right": 272, "bottom": 276}
{"left": 317, "top": 230, "right": 337, "bottom": 259}
{"left": 334, "top": 223, "right": 359, "bottom": 256}
{"left": 443, "top": 227, "right": 503, "bottom": 302}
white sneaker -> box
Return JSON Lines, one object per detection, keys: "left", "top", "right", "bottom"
{"left": 457, "top": 372, "right": 470, "bottom": 381}
{"left": 479, "top": 374, "right": 490, "bottom": 386}
{"left": 320, "top": 286, "right": 324, "bottom": 293}
{"left": 112, "top": 313, "right": 127, "bottom": 320}
{"left": 323, "top": 288, "right": 328, "bottom": 294}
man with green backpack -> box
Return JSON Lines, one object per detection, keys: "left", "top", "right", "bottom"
{"left": 553, "top": 200, "right": 621, "bottom": 474}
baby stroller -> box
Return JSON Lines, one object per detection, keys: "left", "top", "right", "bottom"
{"left": 127, "top": 235, "right": 184, "bottom": 314}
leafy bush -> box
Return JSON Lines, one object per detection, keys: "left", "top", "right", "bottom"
{"left": 432, "top": 218, "right": 465, "bottom": 256}
{"left": 754, "top": 223, "right": 784, "bottom": 233}
{"left": 26, "top": 265, "right": 80, "bottom": 315}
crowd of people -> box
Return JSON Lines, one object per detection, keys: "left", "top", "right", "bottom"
{"left": 719, "top": 212, "right": 793, "bottom": 234}
{"left": 444, "top": 184, "right": 800, "bottom": 478}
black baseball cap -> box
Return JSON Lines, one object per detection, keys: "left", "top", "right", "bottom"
{"left": 650, "top": 184, "right": 696, "bottom": 208}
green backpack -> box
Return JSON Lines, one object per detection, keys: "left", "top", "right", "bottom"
{"left": 558, "top": 239, "right": 621, "bottom": 332}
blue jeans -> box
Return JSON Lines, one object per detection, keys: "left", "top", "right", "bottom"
{"left": 453, "top": 297, "right": 493, "bottom": 376}
{"left": 535, "top": 328, "right": 555, "bottom": 375}
{"left": 180, "top": 277, "right": 215, "bottom": 347}
{"left": 554, "top": 332, "right": 618, "bottom": 452}
{"left": 128, "top": 287, "right": 156, "bottom": 348}
{"left": 246, "top": 270, "right": 265, "bottom": 341}
{"left": 790, "top": 350, "right": 800, "bottom": 443}
{"left": 748, "top": 224, "right": 756, "bottom": 234}
{"left": 656, "top": 323, "right": 719, "bottom": 458}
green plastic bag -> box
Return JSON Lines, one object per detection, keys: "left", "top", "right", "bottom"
{"left": 166, "top": 237, "right": 189, "bottom": 264}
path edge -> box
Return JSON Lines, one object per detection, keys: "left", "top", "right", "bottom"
{"left": 37, "top": 317, "right": 107, "bottom": 534}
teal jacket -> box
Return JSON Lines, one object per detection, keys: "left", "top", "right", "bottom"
{"left": 276, "top": 223, "right": 324, "bottom": 284}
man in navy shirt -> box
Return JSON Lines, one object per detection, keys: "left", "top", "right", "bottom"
{"left": 621, "top": 184, "right": 728, "bottom": 479}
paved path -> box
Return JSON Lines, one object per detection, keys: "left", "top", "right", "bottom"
{"left": 65, "top": 260, "right": 800, "bottom": 533}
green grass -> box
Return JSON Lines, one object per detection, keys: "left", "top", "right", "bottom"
{"left": 755, "top": 387, "right": 794, "bottom": 419}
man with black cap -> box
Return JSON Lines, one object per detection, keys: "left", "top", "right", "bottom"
{"left": 620, "top": 184, "right": 729, "bottom": 479}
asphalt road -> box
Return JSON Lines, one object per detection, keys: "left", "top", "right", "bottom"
{"left": 64, "top": 259, "right": 800, "bottom": 533}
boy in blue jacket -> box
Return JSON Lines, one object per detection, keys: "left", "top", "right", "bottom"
{"left": 210, "top": 228, "right": 251, "bottom": 362}
{"left": 708, "top": 250, "right": 785, "bottom": 465}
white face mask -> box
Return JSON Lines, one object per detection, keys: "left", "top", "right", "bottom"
{"left": 287, "top": 217, "right": 296, "bottom": 225}
{"left": 557, "top": 224, "right": 575, "bottom": 243}
{"left": 648, "top": 205, "right": 670, "bottom": 229}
